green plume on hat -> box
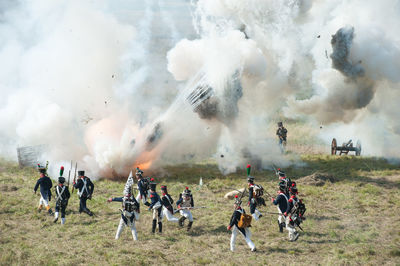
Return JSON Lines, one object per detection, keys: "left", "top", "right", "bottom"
{"left": 246, "top": 164, "right": 251, "bottom": 176}
{"left": 59, "top": 166, "right": 64, "bottom": 176}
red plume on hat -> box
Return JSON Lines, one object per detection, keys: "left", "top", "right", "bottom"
{"left": 59, "top": 166, "right": 64, "bottom": 177}
{"left": 247, "top": 164, "right": 251, "bottom": 176}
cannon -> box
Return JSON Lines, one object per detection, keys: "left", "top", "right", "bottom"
{"left": 331, "top": 138, "right": 361, "bottom": 156}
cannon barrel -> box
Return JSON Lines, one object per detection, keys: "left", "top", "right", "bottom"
{"left": 331, "top": 138, "right": 361, "bottom": 156}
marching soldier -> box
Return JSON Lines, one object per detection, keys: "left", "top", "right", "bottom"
{"left": 176, "top": 187, "right": 194, "bottom": 231}
{"left": 73, "top": 170, "right": 94, "bottom": 216}
{"left": 53, "top": 176, "right": 70, "bottom": 224}
{"left": 247, "top": 176, "right": 264, "bottom": 221}
{"left": 108, "top": 192, "right": 140, "bottom": 241}
{"left": 34, "top": 167, "right": 53, "bottom": 215}
{"left": 276, "top": 121, "right": 288, "bottom": 153}
{"left": 160, "top": 185, "right": 179, "bottom": 223}
{"left": 227, "top": 195, "right": 256, "bottom": 252}
{"left": 148, "top": 178, "right": 163, "bottom": 233}
{"left": 271, "top": 180, "right": 289, "bottom": 233}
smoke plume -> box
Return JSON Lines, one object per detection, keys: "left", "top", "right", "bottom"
{"left": 1, "top": 0, "right": 400, "bottom": 178}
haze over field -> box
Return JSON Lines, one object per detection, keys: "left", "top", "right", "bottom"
{"left": 1, "top": 0, "right": 399, "bottom": 178}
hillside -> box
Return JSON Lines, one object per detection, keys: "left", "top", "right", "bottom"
{"left": 1, "top": 155, "right": 400, "bottom": 265}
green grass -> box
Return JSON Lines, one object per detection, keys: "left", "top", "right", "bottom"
{"left": 0, "top": 156, "right": 399, "bottom": 265}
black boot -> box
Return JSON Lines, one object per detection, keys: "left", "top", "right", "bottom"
{"left": 179, "top": 216, "right": 186, "bottom": 227}
{"left": 152, "top": 219, "right": 157, "bottom": 233}
{"left": 187, "top": 221, "right": 193, "bottom": 231}
{"left": 158, "top": 222, "right": 162, "bottom": 233}
{"left": 279, "top": 222, "right": 285, "bottom": 233}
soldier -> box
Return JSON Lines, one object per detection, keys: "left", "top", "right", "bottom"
{"left": 73, "top": 170, "right": 94, "bottom": 216}
{"left": 34, "top": 167, "right": 53, "bottom": 215}
{"left": 53, "top": 176, "right": 70, "bottom": 224}
{"left": 276, "top": 121, "right": 288, "bottom": 153}
{"left": 247, "top": 176, "right": 264, "bottom": 221}
{"left": 276, "top": 168, "right": 286, "bottom": 180}
{"left": 176, "top": 187, "right": 194, "bottom": 231}
{"left": 148, "top": 178, "right": 163, "bottom": 233}
{"left": 160, "top": 185, "right": 179, "bottom": 223}
{"left": 284, "top": 184, "right": 304, "bottom": 241}
{"left": 227, "top": 195, "right": 256, "bottom": 252}
{"left": 108, "top": 192, "right": 140, "bottom": 241}
{"left": 135, "top": 168, "right": 150, "bottom": 204}
{"left": 271, "top": 180, "right": 289, "bottom": 233}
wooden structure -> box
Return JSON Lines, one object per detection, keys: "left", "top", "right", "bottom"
{"left": 16, "top": 145, "right": 47, "bottom": 167}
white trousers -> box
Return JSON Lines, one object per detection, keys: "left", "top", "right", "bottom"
{"left": 179, "top": 209, "right": 193, "bottom": 222}
{"left": 230, "top": 226, "right": 255, "bottom": 251}
{"left": 135, "top": 191, "right": 149, "bottom": 204}
{"left": 39, "top": 196, "right": 49, "bottom": 207}
{"left": 252, "top": 209, "right": 261, "bottom": 221}
{"left": 162, "top": 207, "right": 179, "bottom": 222}
{"left": 277, "top": 206, "right": 285, "bottom": 224}
{"left": 115, "top": 217, "right": 138, "bottom": 241}
{"left": 286, "top": 217, "right": 297, "bottom": 240}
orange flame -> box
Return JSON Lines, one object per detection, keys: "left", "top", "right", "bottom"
{"left": 135, "top": 160, "right": 153, "bottom": 171}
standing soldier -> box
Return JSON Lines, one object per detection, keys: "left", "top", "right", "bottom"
{"left": 148, "top": 178, "right": 163, "bottom": 233}
{"left": 34, "top": 167, "right": 53, "bottom": 215}
{"left": 160, "top": 185, "right": 179, "bottom": 223}
{"left": 276, "top": 121, "right": 288, "bottom": 153}
{"left": 176, "top": 187, "right": 194, "bottom": 231}
{"left": 73, "top": 170, "right": 94, "bottom": 216}
{"left": 135, "top": 168, "right": 150, "bottom": 205}
{"left": 285, "top": 184, "right": 304, "bottom": 241}
{"left": 227, "top": 195, "right": 256, "bottom": 252}
{"left": 108, "top": 192, "right": 140, "bottom": 241}
{"left": 247, "top": 176, "right": 264, "bottom": 221}
{"left": 271, "top": 180, "right": 290, "bottom": 233}
{"left": 53, "top": 176, "right": 70, "bottom": 224}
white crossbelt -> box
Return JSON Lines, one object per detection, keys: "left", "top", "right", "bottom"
{"left": 55, "top": 186, "right": 66, "bottom": 202}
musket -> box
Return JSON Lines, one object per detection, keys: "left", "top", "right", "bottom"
{"left": 71, "top": 162, "right": 78, "bottom": 193}
{"left": 174, "top": 206, "right": 207, "bottom": 213}
{"left": 178, "top": 206, "right": 207, "bottom": 210}
{"left": 297, "top": 224, "right": 304, "bottom": 232}
{"left": 45, "top": 161, "right": 49, "bottom": 174}
{"left": 67, "top": 160, "right": 72, "bottom": 187}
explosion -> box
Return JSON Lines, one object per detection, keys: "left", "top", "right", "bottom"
{"left": 1, "top": 0, "right": 400, "bottom": 178}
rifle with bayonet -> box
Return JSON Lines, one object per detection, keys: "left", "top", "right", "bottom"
{"left": 71, "top": 162, "right": 77, "bottom": 193}
{"left": 67, "top": 160, "right": 72, "bottom": 187}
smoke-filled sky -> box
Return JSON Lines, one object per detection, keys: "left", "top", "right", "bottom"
{"left": 1, "top": 0, "right": 399, "bottom": 178}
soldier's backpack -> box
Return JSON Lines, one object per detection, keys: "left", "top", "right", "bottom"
{"left": 141, "top": 177, "right": 150, "bottom": 191}
{"left": 253, "top": 184, "right": 264, "bottom": 197}
{"left": 238, "top": 213, "right": 252, "bottom": 228}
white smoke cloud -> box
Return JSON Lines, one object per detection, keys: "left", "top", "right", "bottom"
{"left": 2, "top": 0, "right": 400, "bottom": 179}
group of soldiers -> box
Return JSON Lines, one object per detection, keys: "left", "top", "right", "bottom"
{"left": 33, "top": 162, "right": 305, "bottom": 253}
{"left": 34, "top": 166, "right": 94, "bottom": 224}
{"left": 227, "top": 165, "right": 306, "bottom": 252}
{"left": 106, "top": 169, "right": 196, "bottom": 240}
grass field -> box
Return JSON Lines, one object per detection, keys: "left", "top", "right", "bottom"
{"left": 1, "top": 155, "right": 400, "bottom": 265}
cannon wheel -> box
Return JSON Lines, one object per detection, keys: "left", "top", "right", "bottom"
{"left": 355, "top": 140, "right": 362, "bottom": 156}
{"left": 331, "top": 138, "right": 337, "bottom": 155}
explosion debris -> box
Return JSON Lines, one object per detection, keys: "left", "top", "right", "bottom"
{"left": 146, "top": 123, "right": 163, "bottom": 151}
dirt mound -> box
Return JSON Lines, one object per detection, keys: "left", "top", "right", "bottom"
{"left": 298, "top": 172, "right": 336, "bottom": 186}
{"left": 0, "top": 185, "right": 19, "bottom": 192}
